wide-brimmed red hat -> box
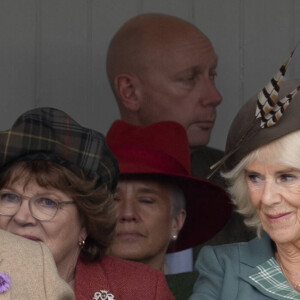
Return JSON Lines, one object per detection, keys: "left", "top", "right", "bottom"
{"left": 106, "top": 120, "right": 232, "bottom": 252}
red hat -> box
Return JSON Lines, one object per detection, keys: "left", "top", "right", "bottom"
{"left": 106, "top": 120, "right": 232, "bottom": 252}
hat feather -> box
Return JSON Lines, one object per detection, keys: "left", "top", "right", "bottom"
{"left": 208, "top": 46, "right": 299, "bottom": 179}
{"left": 255, "top": 53, "right": 293, "bottom": 118}
{"left": 258, "top": 85, "right": 300, "bottom": 128}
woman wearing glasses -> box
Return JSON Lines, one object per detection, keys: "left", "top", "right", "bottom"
{"left": 0, "top": 107, "right": 174, "bottom": 300}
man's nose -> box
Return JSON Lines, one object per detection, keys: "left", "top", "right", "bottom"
{"left": 200, "top": 78, "right": 222, "bottom": 107}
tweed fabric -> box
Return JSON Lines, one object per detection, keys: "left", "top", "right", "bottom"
{"left": 0, "top": 230, "right": 74, "bottom": 299}
{"left": 74, "top": 255, "right": 174, "bottom": 300}
{"left": 249, "top": 258, "right": 300, "bottom": 299}
{"left": 0, "top": 107, "right": 119, "bottom": 192}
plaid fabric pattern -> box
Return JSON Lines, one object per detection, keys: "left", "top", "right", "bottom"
{"left": 0, "top": 107, "right": 119, "bottom": 192}
{"left": 249, "top": 257, "right": 300, "bottom": 299}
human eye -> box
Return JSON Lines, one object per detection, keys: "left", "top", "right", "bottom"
{"left": 0, "top": 192, "right": 20, "bottom": 204}
{"left": 138, "top": 197, "right": 154, "bottom": 204}
{"left": 246, "top": 172, "right": 262, "bottom": 184}
{"left": 35, "top": 197, "right": 57, "bottom": 208}
{"left": 177, "top": 70, "right": 197, "bottom": 84}
{"left": 209, "top": 71, "right": 217, "bottom": 81}
{"left": 178, "top": 75, "right": 195, "bottom": 85}
{"left": 278, "top": 173, "right": 296, "bottom": 183}
{"left": 186, "top": 74, "right": 196, "bottom": 82}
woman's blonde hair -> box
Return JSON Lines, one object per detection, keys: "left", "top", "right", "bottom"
{"left": 222, "top": 129, "right": 300, "bottom": 236}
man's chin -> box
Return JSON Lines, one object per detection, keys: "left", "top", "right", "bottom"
{"left": 188, "top": 133, "right": 211, "bottom": 147}
{"left": 187, "top": 126, "right": 212, "bottom": 147}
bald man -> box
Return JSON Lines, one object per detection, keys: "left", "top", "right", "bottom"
{"left": 107, "top": 13, "right": 221, "bottom": 149}
{"left": 107, "top": 11, "right": 253, "bottom": 220}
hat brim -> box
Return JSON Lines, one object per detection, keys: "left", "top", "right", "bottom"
{"left": 119, "top": 169, "right": 232, "bottom": 252}
{"left": 225, "top": 79, "right": 300, "bottom": 171}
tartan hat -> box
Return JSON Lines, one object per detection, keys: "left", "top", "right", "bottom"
{"left": 0, "top": 107, "right": 119, "bottom": 192}
{"left": 224, "top": 79, "right": 300, "bottom": 171}
{"left": 106, "top": 120, "right": 232, "bottom": 252}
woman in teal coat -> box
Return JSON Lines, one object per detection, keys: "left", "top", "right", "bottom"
{"left": 190, "top": 53, "right": 300, "bottom": 299}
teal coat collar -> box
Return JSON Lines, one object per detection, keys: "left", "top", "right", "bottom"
{"left": 238, "top": 234, "right": 299, "bottom": 299}
{"left": 239, "top": 232, "right": 273, "bottom": 267}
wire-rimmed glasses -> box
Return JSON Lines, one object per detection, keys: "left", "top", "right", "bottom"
{"left": 0, "top": 190, "right": 74, "bottom": 221}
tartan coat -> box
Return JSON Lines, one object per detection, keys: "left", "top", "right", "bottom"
{"left": 74, "top": 255, "right": 174, "bottom": 300}
{"left": 0, "top": 230, "right": 74, "bottom": 300}
{"left": 190, "top": 233, "right": 295, "bottom": 300}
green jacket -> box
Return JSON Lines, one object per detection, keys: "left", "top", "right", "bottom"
{"left": 190, "top": 234, "right": 293, "bottom": 299}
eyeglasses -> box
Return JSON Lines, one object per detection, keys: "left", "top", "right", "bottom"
{"left": 0, "top": 190, "right": 74, "bottom": 221}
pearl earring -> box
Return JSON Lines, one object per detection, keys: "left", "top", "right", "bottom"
{"left": 171, "top": 234, "right": 177, "bottom": 241}
{"left": 78, "top": 240, "right": 85, "bottom": 248}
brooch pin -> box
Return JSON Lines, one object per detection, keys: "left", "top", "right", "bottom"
{"left": 93, "top": 289, "right": 115, "bottom": 300}
{"left": 0, "top": 272, "right": 11, "bottom": 293}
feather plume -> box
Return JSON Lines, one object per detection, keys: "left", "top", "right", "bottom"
{"left": 259, "top": 85, "right": 300, "bottom": 128}
{"left": 207, "top": 45, "right": 299, "bottom": 180}
{"left": 255, "top": 50, "right": 294, "bottom": 118}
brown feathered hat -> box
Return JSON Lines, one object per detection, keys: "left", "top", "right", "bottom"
{"left": 209, "top": 49, "right": 300, "bottom": 175}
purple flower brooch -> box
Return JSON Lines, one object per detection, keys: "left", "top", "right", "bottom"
{"left": 0, "top": 272, "right": 11, "bottom": 293}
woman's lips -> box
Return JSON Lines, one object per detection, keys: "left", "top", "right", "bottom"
{"left": 265, "top": 212, "right": 292, "bottom": 221}
{"left": 116, "top": 231, "right": 144, "bottom": 240}
{"left": 19, "top": 235, "right": 41, "bottom": 241}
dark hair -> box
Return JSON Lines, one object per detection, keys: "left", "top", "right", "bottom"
{"left": 0, "top": 160, "right": 116, "bottom": 262}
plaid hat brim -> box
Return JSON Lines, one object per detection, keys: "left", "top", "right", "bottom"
{"left": 0, "top": 107, "right": 119, "bottom": 192}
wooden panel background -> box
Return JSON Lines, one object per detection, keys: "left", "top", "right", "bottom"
{"left": 1, "top": 0, "right": 300, "bottom": 150}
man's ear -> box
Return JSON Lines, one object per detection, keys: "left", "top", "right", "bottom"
{"left": 114, "top": 73, "right": 141, "bottom": 111}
